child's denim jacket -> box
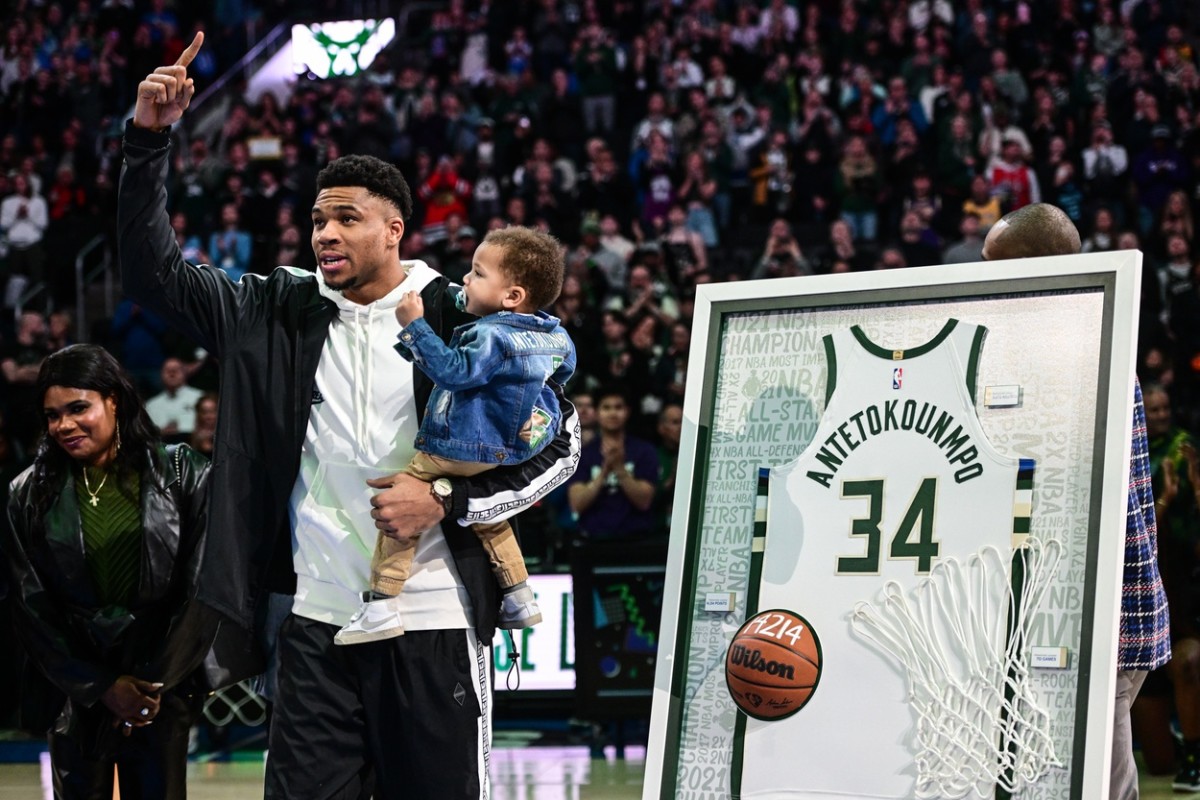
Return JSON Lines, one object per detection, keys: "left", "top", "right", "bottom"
{"left": 395, "top": 309, "right": 576, "bottom": 464}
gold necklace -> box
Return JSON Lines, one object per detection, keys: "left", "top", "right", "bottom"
{"left": 82, "top": 467, "right": 108, "bottom": 508}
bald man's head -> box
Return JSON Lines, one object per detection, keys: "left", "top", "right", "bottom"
{"left": 981, "top": 203, "right": 1082, "bottom": 261}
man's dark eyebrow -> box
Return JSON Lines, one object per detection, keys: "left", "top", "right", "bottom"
{"left": 312, "top": 203, "right": 362, "bottom": 215}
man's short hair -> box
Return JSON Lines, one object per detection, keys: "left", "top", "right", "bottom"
{"left": 316, "top": 155, "right": 413, "bottom": 220}
{"left": 991, "top": 203, "right": 1081, "bottom": 258}
{"left": 1142, "top": 382, "right": 1169, "bottom": 400}
{"left": 482, "top": 226, "right": 565, "bottom": 310}
{"left": 658, "top": 403, "right": 683, "bottom": 424}
{"left": 592, "top": 382, "right": 630, "bottom": 408}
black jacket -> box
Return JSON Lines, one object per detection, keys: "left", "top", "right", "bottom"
{"left": 4, "top": 445, "right": 214, "bottom": 728}
{"left": 118, "top": 122, "right": 580, "bottom": 643}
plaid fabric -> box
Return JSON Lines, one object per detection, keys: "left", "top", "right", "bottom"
{"left": 1120, "top": 379, "right": 1171, "bottom": 670}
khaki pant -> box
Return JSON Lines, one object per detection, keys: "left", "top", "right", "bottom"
{"left": 370, "top": 452, "right": 528, "bottom": 596}
{"left": 1111, "top": 669, "right": 1147, "bottom": 799}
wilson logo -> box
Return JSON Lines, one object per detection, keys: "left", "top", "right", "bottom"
{"left": 729, "top": 644, "right": 795, "bottom": 680}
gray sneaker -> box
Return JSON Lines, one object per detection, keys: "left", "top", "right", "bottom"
{"left": 334, "top": 593, "right": 405, "bottom": 645}
{"left": 499, "top": 585, "right": 543, "bottom": 629}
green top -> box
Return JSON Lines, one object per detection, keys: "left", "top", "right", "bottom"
{"left": 75, "top": 469, "right": 142, "bottom": 610}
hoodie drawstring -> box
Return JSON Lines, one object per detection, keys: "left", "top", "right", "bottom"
{"left": 351, "top": 306, "right": 375, "bottom": 458}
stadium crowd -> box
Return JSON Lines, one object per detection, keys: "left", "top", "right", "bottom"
{"left": 0, "top": 0, "right": 1199, "bottom": 780}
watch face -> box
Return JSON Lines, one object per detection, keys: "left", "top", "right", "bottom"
{"left": 433, "top": 479, "right": 452, "bottom": 497}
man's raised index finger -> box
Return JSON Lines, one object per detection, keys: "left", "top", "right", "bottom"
{"left": 175, "top": 31, "right": 204, "bottom": 68}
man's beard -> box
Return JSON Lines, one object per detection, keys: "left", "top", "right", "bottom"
{"left": 324, "top": 273, "right": 360, "bottom": 293}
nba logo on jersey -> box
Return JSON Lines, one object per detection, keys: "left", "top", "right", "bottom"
{"left": 892, "top": 367, "right": 903, "bottom": 389}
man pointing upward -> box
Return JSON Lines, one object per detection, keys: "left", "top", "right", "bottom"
{"left": 120, "top": 33, "right": 580, "bottom": 799}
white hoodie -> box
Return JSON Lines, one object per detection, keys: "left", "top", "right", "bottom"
{"left": 288, "top": 261, "right": 472, "bottom": 630}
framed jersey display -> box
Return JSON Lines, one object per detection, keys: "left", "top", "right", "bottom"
{"left": 644, "top": 252, "right": 1142, "bottom": 800}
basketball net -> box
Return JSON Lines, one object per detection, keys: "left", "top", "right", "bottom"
{"left": 202, "top": 679, "right": 268, "bottom": 728}
{"left": 850, "top": 537, "right": 1065, "bottom": 798}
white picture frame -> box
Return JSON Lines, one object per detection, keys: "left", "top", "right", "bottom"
{"left": 644, "top": 251, "right": 1142, "bottom": 800}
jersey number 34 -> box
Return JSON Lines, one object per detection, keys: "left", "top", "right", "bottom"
{"left": 836, "top": 477, "right": 939, "bottom": 574}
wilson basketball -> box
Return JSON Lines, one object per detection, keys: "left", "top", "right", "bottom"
{"left": 725, "top": 609, "right": 822, "bottom": 721}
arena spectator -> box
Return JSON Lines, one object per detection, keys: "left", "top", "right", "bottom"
{"left": 726, "top": 104, "right": 766, "bottom": 224}
{"left": 0, "top": 310, "right": 51, "bottom": 442}
{"left": 577, "top": 142, "right": 635, "bottom": 230}
{"left": 1092, "top": 6, "right": 1124, "bottom": 58}
{"left": 0, "top": 173, "right": 48, "bottom": 286}
{"left": 417, "top": 155, "right": 473, "bottom": 244}
{"left": 207, "top": 202, "right": 252, "bottom": 281}
{"left": 660, "top": 204, "right": 707, "bottom": 283}
{"left": 876, "top": 246, "right": 908, "bottom": 270}
{"left": 989, "top": 136, "right": 1042, "bottom": 211}
{"left": 186, "top": 392, "right": 218, "bottom": 456}
{"left": 943, "top": 212, "right": 986, "bottom": 264}
{"left": 634, "top": 131, "right": 676, "bottom": 231}
{"left": 836, "top": 135, "right": 882, "bottom": 242}
{"left": 704, "top": 55, "right": 737, "bottom": 111}
{"left": 897, "top": 209, "right": 943, "bottom": 267}
{"left": 978, "top": 105, "right": 1033, "bottom": 165}
{"left": 1133, "top": 383, "right": 1200, "bottom": 788}
{"left": 938, "top": 113, "right": 981, "bottom": 203}
{"left": 619, "top": 260, "right": 680, "bottom": 326}
{"left": 574, "top": 25, "right": 618, "bottom": 135}
{"left": 1133, "top": 126, "right": 1189, "bottom": 231}
{"left": 630, "top": 92, "right": 674, "bottom": 154}
{"left": 571, "top": 218, "right": 624, "bottom": 303}
{"left": 566, "top": 384, "right": 658, "bottom": 541}
{"left": 903, "top": 170, "right": 943, "bottom": 232}
{"left": 145, "top": 357, "right": 203, "bottom": 444}
{"left": 748, "top": 130, "right": 794, "bottom": 222}
{"left": 45, "top": 165, "right": 86, "bottom": 222}
{"left": 873, "top": 76, "right": 930, "bottom": 149}
{"left": 1082, "top": 121, "right": 1130, "bottom": 218}
{"left": 962, "top": 173, "right": 1004, "bottom": 232}
{"left": 45, "top": 310, "right": 72, "bottom": 352}
{"left": 1041, "top": 139, "right": 1085, "bottom": 225}
{"left": 696, "top": 117, "right": 734, "bottom": 233}
{"left": 598, "top": 214, "right": 635, "bottom": 264}
{"left": 272, "top": 224, "right": 304, "bottom": 272}
{"left": 1155, "top": 189, "right": 1195, "bottom": 254}
{"left": 812, "top": 218, "right": 875, "bottom": 273}
{"left": 1082, "top": 207, "right": 1119, "bottom": 254}
{"left": 109, "top": 300, "right": 167, "bottom": 397}
{"left": 540, "top": 68, "right": 586, "bottom": 164}
{"left": 676, "top": 149, "right": 719, "bottom": 247}
{"left": 751, "top": 218, "right": 807, "bottom": 279}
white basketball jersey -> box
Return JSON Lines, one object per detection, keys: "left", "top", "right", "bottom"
{"left": 735, "top": 319, "right": 1034, "bottom": 799}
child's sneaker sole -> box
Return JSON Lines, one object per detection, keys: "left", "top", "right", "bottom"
{"left": 499, "top": 585, "right": 542, "bottom": 629}
{"left": 499, "top": 611, "right": 543, "bottom": 630}
{"left": 334, "top": 594, "right": 405, "bottom": 645}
